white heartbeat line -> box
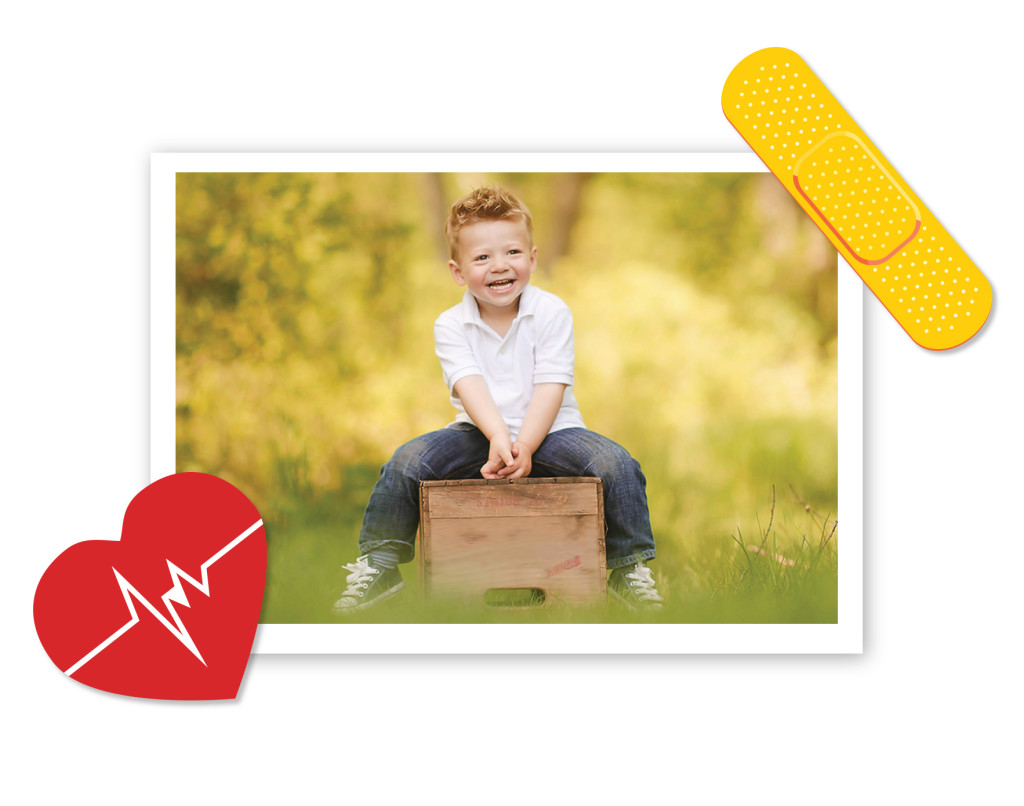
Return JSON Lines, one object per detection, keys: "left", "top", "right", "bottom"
{"left": 64, "top": 519, "right": 264, "bottom": 678}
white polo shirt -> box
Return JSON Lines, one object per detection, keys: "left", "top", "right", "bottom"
{"left": 434, "top": 284, "right": 586, "bottom": 441}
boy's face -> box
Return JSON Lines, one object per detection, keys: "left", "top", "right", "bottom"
{"left": 449, "top": 218, "right": 537, "bottom": 316}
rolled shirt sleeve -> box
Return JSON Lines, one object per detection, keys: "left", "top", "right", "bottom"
{"left": 533, "top": 304, "right": 575, "bottom": 386}
{"left": 434, "top": 316, "right": 481, "bottom": 392}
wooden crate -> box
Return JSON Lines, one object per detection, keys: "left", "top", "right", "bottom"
{"left": 419, "top": 478, "right": 606, "bottom": 606}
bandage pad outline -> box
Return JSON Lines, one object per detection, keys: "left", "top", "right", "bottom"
{"left": 723, "top": 47, "right": 992, "bottom": 351}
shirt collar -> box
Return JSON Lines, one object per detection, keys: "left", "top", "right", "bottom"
{"left": 460, "top": 284, "right": 539, "bottom": 327}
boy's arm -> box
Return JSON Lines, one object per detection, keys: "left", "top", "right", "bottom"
{"left": 500, "top": 382, "right": 567, "bottom": 480}
{"left": 452, "top": 375, "right": 515, "bottom": 479}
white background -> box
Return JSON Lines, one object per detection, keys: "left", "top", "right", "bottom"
{"left": 4, "top": 2, "right": 1020, "bottom": 803}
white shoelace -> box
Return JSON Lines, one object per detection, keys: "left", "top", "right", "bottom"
{"left": 624, "top": 564, "right": 664, "bottom": 603}
{"left": 338, "top": 556, "right": 380, "bottom": 602}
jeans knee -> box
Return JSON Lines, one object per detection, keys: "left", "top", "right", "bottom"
{"left": 386, "top": 439, "right": 430, "bottom": 480}
{"left": 587, "top": 446, "right": 644, "bottom": 486}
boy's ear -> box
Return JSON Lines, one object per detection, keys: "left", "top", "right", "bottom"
{"left": 530, "top": 245, "right": 538, "bottom": 274}
{"left": 448, "top": 259, "right": 467, "bottom": 286}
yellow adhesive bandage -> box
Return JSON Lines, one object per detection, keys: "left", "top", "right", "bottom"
{"left": 723, "top": 47, "right": 992, "bottom": 350}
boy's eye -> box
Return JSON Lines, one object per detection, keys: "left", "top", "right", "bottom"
{"left": 474, "top": 254, "right": 488, "bottom": 262}
{"left": 508, "top": 249, "right": 521, "bottom": 255}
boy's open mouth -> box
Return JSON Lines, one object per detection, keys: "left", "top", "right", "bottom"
{"left": 487, "top": 279, "right": 514, "bottom": 290}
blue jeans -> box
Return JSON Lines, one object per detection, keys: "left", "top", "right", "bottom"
{"left": 358, "top": 424, "right": 657, "bottom": 570}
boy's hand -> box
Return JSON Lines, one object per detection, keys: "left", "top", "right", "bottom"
{"left": 499, "top": 442, "right": 533, "bottom": 480}
{"left": 480, "top": 435, "right": 515, "bottom": 479}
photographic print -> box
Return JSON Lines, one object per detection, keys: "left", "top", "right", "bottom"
{"left": 153, "top": 154, "right": 862, "bottom": 652}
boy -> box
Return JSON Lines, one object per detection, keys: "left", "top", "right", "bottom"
{"left": 333, "top": 186, "right": 662, "bottom": 612}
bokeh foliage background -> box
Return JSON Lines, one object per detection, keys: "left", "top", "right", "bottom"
{"left": 176, "top": 172, "right": 840, "bottom": 623}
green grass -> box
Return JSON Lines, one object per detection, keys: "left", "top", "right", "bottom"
{"left": 259, "top": 474, "right": 839, "bottom": 626}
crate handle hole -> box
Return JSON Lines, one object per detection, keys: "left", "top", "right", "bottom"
{"left": 483, "top": 588, "right": 547, "bottom": 607}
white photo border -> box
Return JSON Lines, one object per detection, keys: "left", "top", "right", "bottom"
{"left": 151, "top": 153, "right": 863, "bottom": 654}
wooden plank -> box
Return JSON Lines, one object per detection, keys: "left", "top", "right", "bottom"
{"left": 423, "top": 478, "right": 600, "bottom": 520}
{"left": 418, "top": 483, "right": 431, "bottom": 596}
{"left": 421, "top": 477, "right": 600, "bottom": 487}
{"left": 426, "top": 514, "right": 605, "bottom": 601}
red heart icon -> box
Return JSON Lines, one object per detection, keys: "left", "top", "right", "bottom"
{"left": 33, "top": 473, "right": 267, "bottom": 700}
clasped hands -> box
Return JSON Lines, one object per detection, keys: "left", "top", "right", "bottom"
{"left": 480, "top": 435, "right": 533, "bottom": 480}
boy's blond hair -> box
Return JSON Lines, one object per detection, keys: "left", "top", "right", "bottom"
{"left": 445, "top": 185, "right": 533, "bottom": 259}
